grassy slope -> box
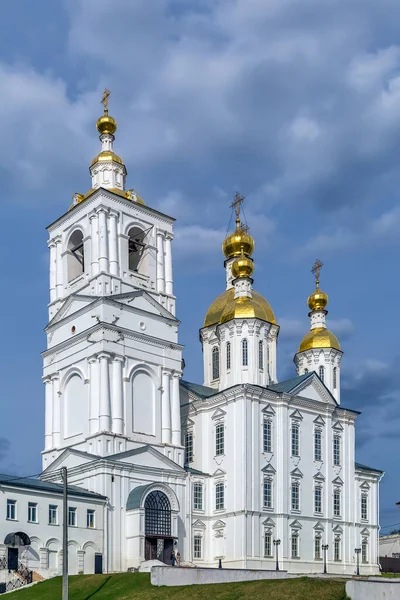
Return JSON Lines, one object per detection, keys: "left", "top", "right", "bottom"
{"left": 11, "top": 573, "right": 348, "bottom": 600}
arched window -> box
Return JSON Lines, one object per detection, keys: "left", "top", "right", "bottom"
{"left": 226, "top": 342, "right": 231, "bottom": 370}
{"left": 319, "top": 365, "right": 325, "bottom": 382}
{"left": 144, "top": 490, "right": 171, "bottom": 536}
{"left": 333, "top": 367, "right": 337, "bottom": 389}
{"left": 212, "top": 347, "right": 220, "bottom": 380}
{"left": 67, "top": 230, "right": 84, "bottom": 282}
{"left": 128, "top": 227, "right": 146, "bottom": 272}
{"left": 258, "top": 341, "right": 264, "bottom": 370}
{"left": 242, "top": 339, "right": 248, "bottom": 366}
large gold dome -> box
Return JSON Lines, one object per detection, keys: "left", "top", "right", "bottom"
{"left": 298, "top": 327, "right": 341, "bottom": 353}
{"left": 204, "top": 288, "right": 276, "bottom": 327}
{"left": 90, "top": 150, "right": 125, "bottom": 167}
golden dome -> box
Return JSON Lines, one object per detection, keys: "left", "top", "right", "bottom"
{"left": 222, "top": 225, "right": 255, "bottom": 260}
{"left": 231, "top": 255, "right": 254, "bottom": 279}
{"left": 204, "top": 288, "right": 276, "bottom": 327}
{"left": 308, "top": 288, "right": 328, "bottom": 311}
{"left": 91, "top": 151, "right": 125, "bottom": 167}
{"left": 96, "top": 114, "right": 117, "bottom": 136}
{"left": 298, "top": 327, "right": 341, "bottom": 353}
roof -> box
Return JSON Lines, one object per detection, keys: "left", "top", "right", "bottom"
{"left": 355, "top": 462, "right": 384, "bottom": 475}
{"left": 267, "top": 372, "right": 313, "bottom": 394}
{"left": 180, "top": 380, "right": 217, "bottom": 399}
{"left": 0, "top": 474, "right": 107, "bottom": 501}
{"left": 185, "top": 466, "right": 210, "bottom": 477}
{"left": 126, "top": 484, "right": 152, "bottom": 510}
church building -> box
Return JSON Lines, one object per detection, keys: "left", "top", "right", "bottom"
{"left": 0, "top": 93, "right": 383, "bottom": 580}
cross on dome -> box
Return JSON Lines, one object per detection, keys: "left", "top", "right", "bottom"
{"left": 101, "top": 88, "right": 111, "bottom": 114}
{"left": 311, "top": 258, "right": 324, "bottom": 288}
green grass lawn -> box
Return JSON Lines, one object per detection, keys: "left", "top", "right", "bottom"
{"left": 10, "top": 573, "right": 349, "bottom": 600}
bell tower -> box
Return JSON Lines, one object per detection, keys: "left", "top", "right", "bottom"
{"left": 43, "top": 91, "right": 183, "bottom": 470}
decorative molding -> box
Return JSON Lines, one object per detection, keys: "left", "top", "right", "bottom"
{"left": 289, "top": 519, "right": 302, "bottom": 529}
{"left": 289, "top": 409, "right": 303, "bottom": 421}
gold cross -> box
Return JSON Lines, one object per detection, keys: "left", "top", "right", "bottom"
{"left": 230, "top": 191, "right": 245, "bottom": 223}
{"left": 311, "top": 259, "right": 324, "bottom": 286}
{"left": 101, "top": 88, "right": 111, "bottom": 113}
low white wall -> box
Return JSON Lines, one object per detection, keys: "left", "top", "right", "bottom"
{"left": 151, "top": 566, "right": 288, "bottom": 587}
{"left": 346, "top": 578, "right": 400, "bottom": 599}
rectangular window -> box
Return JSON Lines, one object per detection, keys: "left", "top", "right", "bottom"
{"left": 263, "top": 420, "right": 272, "bottom": 453}
{"left": 333, "top": 435, "right": 341, "bottom": 466}
{"left": 314, "top": 487, "right": 322, "bottom": 514}
{"left": 68, "top": 507, "right": 77, "bottom": 527}
{"left": 28, "top": 502, "right": 38, "bottom": 523}
{"left": 215, "top": 482, "right": 224, "bottom": 511}
{"left": 185, "top": 432, "right": 194, "bottom": 464}
{"left": 226, "top": 342, "right": 231, "bottom": 370}
{"left": 362, "top": 540, "right": 368, "bottom": 563}
{"left": 291, "top": 482, "right": 300, "bottom": 511}
{"left": 264, "top": 532, "right": 272, "bottom": 557}
{"left": 263, "top": 479, "right": 272, "bottom": 509}
{"left": 215, "top": 423, "right": 224, "bottom": 456}
{"left": 314, "top": 429, "right": 322, "bottom": 461}
{"left": 315, "top": 536, "right": 321, "bottom": 560}
{"left": 242, "top": 339, "right": 248, "bottom": 366}
{"left": 193, "top": 483, "right": 203, "bottom": 511}
{"left": 87, "top": 509, "right": 95, "bottom": 529}
{"left": 7, "top": 500, "right": 16, "bottom": 521}
{"left": 291, "top": 533, "right": 299, "bottom": 558}
{"left": 333, "top": 490, "right": 341, "bottom": 517}
{"left": 291, "top": 423, "right": 300, "bottom": 457}
{"left": 334, "top": 537, "right": 341, "bottom": 561}
{"left": 361, "top": 494, "right": 368, "bottom": 521}
{"left": 49, "top": 504, "right": 58, "bottom": 525}
{"left": 258, "top": 341, "right": 264, "bottom": 370}
{"left": 193, "top": 535, "right": 202, "bottom": 559}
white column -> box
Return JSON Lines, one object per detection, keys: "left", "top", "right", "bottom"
{"left": 171, "top": 372, "right": 181, "bottom": 446}
{"left": 156, "top": 231, "right": 165, "bottom": 293}
{"left": 44, "top": 378, "right": 53, "bottom": 450}
{"left": 99, "top": 353, "right": 111, "bottom": 431}
{"left": 49, "top": 241, "right": 57, "bottom": 302}
{"left": 90, "top": 212, "right": 99, "bottom": 276}
{"left": 89, "top": 357, "right": 99, "bottom": 435}
{"left": 112, "top": 356, "right": 124, "bottom": 435}
{"left": 39, "top": 548, "right": 49, "bottom": 570}
{"left": 162, "top": 370, "right": 171, "bottom": 444}
{"left": 97, "top": 208, "right": 109, "bottom": 273}
{"left": 109, "top": 211, "right": 119, "bottom": 276}
{"left": 52, "top": 375, "right": 60, "bottom": 447}
{"left": 55, "top": 237, "right": 63, "bottom": 299}
{"left": 165, "top": 235, "right": 173, "bottom": 296}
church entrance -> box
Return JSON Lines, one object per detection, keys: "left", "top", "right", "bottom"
{"left": 144, "top": 491, "right": 174, "bottom": 564}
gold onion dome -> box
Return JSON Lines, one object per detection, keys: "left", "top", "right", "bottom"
{"left": 231, "top": 253, "right": 254, "bottom": 279}
{"left": 222, "top": 223, "right": 255, "bottom": 259}
{"left": 298, "top": 328, "right": 341, "bottom": 352}
{"left": 96, "top": 113, "right": 117, "bottom": 136}
{"left": 204, "top": 288, "right": 276, "bottom": 327}
{"left": 308, "top": 288, "right": 328, "bottom": 312}
{"left": 90, "top": 151, "right": 124, "bottom": 166}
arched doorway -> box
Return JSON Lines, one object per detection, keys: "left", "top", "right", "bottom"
{"left": 4, "top": 532, "right": 31, "bottom": 571}
{"left": 144, "top": 491, "right": 173, "bottom": 563}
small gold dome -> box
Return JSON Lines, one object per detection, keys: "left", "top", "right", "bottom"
{"left": 231, "top": 255, "right": 254, "bottom": 279}
{"left": 96, "top": 114, "right": 117, "bottom": 136}
{"left": 222, "top": 226, "right": 255, "bottom": 260}
{"left": 204, "top": 288, "right": 276, "bottom": 327}
{"left": 91, "top": 151, "right": 124, "bottom": 167}
{"left": 308, "top": 288, "right": 328, "bottom": 311}
{"left": 298, "top": 327, "right": 341, "bottom": 353}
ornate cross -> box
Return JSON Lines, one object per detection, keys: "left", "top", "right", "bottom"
{"left": 101, "top": 88, "right": 111, "bottom": 113}
{"left": 311, "top": 259, "right": 324, "bottom": 286}
{"left": 230, "top": 191, "right": 245, "bottom": 221}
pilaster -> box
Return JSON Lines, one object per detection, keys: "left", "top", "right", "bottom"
{"left": 112, "top": 356, "right": 125, "bottom": 434}
{"left": 99, "top": 353, "right": 111, "bottom": 431}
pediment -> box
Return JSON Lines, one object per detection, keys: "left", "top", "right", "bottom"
{"left": 212, "top": 520, "right": 226, "bottom": 530}
{"left": 262, "top": 517, "right": 275, "bottom": 527}
{"left": 108, "top": 445, "right": 185, "bottom": 473}
{"left": 114, "top": 290, "right": 176, "bottom": 320}
{"left": 289, "top": 409, "right": 303, "bottom": 421}
{"left": 186, "top": 418, "right": 195, "bottom": 428}
{"left": 41, "top": 448, "right": 100, "bottom": 475}
{"left": 332, "top": 476, "right": 344, "bottom": 486}
{"left": 333, "top": 524, "right": 343, "bottom": 534}
{"left": 291, "top": 468, "right": 303, "bottom": 478}
{"left": 313, "top": 472, "right": 325, "bottom": 482}
{"left": 262, "top": 464, "right": 276, "bottom": 474}
{"left": 289, "top": 520, "right": 302, "bottom": 529}
{"left": 332, "top": 421, "right": 344, "bottom": 431}
{"left": 212, "top": 408, "right": 226, "bottom": 421}
{"left": 314, "top": 415, "right": 325, "bottom": 426}
{"left": 212, "top": 468, "right": 226, "bottom": 478}
{"left": 47, "top": 294, "right": 97, "bottom": 328}
{"left": 360, "top": 481, "right": 370, "bottom": 490}
{"left": 192, "top": 519, "right": 206, "bottom": 530}
{"left": 360, "top": 528, "right": 370, "bottom": 536}
{"left": 262, "top": 404, "right": 276, "bottom": 416}
{"left": 314, "top": 521, "right": 325, "bottom": 531}
{"left": 292, "top": 372, "right": 337, "bottom": 406}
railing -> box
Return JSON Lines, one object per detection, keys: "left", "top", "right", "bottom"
{"left": 0, "top": 560, "right": 32, "bottom": 594}
{"left": 0, "top": 557, "right": 7, "bottom": 571}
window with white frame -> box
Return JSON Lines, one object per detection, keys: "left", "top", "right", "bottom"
{"left": 194, "top": 535, "right": 202, "bottom": 559}
{"left": 193, "top": 482, "right": 203, "bottom": 511}
{"left": 333, "top": 435, "right": 341, "bottom": 466}
{"left": 215, "top": 482, "right": 224, "bottom": 510}
{"left": 6, "top": 499, "right": 16, "bottom": 520}
{"left": 314, "top": 486, "right": 322, "bottom": 514}
{"left": 28, "top": 502, "right": 38, "bottom": 523}
{"left": 291, "top": 422, "right": 300, "bottom": 456}
{"left": 185, "top": 431, "right": 194, "bottom": 464}
{"left": 68, "top": 507, "right": 77, "bottom": 527}
{"left": 259, "top": 341, "right": 264, "bottom": 370}
{"left": 263, "top": 478, "right": 273, "bottom": 509}
{"left": 314, "top": 535, "right": 322, "bottom": 559}
{"left": 314, "top": 429, "right": 322, "bottom": 461}
{"left": 362, "top": 538, "right": 368, "bottom": 563}
{"left": 361, "top": 493, "right": 368, "bottom": 521}
{"left": 263, "top": 419, "right": 272, "bottom": 453}
{"left": 242, "top": 339, "right": 248, "bottom": 366}
{"left": 334, "top": 536, "right": 341, "bottom": 561}
{"left": 215, "top": 423, "right": 224, "bottom": 456}
{"left": 333, "top": 367, "right": 337, "bottom": 389}
{"left": 49, "top": 504, "right": 58, "bottom": 525}
{"left": 264, "top": 531, "right": 272, "bottom": 557}
{"left": 319, "top": 365, "right": 325, "bottom": 382}
{"left": 226, "top": 342, "right": 231, "bottom": 370}
{"left": 333, "top": 489, "right": 341, "bottom": 517}
{"left": 291, "top": 481, "right": 300, "bottom": 511}
{"left": 87, "top": 509, "right": 95, "bottom": 528}
{"left": 212, "top": 346, "right": 220, "bottom": 380}
{"left": 291, "top": 531, "right": 299, "bottom": 558}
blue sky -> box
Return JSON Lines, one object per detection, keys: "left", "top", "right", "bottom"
{"left": 0, "top": 0, "right": 399, "bottom": 531}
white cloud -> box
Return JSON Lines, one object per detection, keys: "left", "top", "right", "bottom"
{"left": 279, "top": 317, "right": 355, "bottom": 342}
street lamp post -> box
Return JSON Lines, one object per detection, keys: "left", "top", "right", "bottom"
{"left": 355, "top": 548, "right": 361, "bottom": 576}
{"left": 322, "top": 544, "right": 329, "bottom": 574}
{"left": 273, "top": 539, "right": 281, "bottom": 571}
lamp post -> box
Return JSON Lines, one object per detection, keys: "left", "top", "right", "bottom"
{"left": 322, "top": 544, "right": 329, "bottom": 574}
{"left": 273, "top": 539, "right": 281, "bottom": 571}
{"left": 355, "top": 548, "right": 361, "bottom": 576}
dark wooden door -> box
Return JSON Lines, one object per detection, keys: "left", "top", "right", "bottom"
{"left": 145, "top": 538, "right": 157, "bottom": 561}
{"left": 163, "top": 540, "right": 173, "bottom": 565}
{"left": 8, "top": 548, "right": 18, "bottom": 571}
{"left": 94, "top": 553, "right": 103, "bottom": 574}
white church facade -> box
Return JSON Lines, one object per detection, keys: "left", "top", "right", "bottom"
{"left": 0, "top": 95, "right": 382, "bottom": 580}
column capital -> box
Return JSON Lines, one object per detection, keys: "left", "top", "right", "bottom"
{"left": 42, "top": 376, "right": 52, "bottom": 384}
{"left": 96, "top": 206, "right": 109, "bottom": 216}
{"left": 48, "top": 239, "right": 57, "bottom": 249}
{"left": 89, "top": 210, "right": 98, "bottom": 221}
{"left": 113, "top": 355, "right": 125, "bottom": 364}
{"left": 109, "top": 209, "right": 119, "bottom": 219}
{"left": 157, "top": 229, "right": 165, "bottom": 238}
{"left": 54, "top": 235, "right": 62, "bottom": 245}
{"left": 171, "top": 371, "right": 181, "bottom": 380}
{"left": 88, "top": 355, "right": 98, "bottom": 364}
{"left": 98, "top": 352, "right": 112, "bottom": 361}
{"left": 50, "top": 373, "right": 60, "bottom": 382}
{"left": 164, "top": 233, "right": 174, "bottom": 241}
